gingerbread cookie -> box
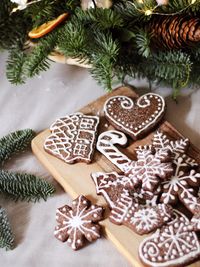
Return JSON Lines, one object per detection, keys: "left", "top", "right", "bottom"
{"left": 44, "top": 113, "right": 99, "bottom": 164}
{"left": 124, "top": 147, "right": 173, "bottom": 191}
{"left": 139, "top": 210, "right": 200, "bottom": 267}
{"left": 150, "top": 132, "right": 200, "bottom": 213}
{"left": 104, "top": 93, "right": 165, "bottom": 140}
{"left": 96, "top": 130, "right": 131, "bottom": 171}
{"left": 54, "top": 195, "right": 104, "bottom": 250}
{"left": 91, "top": 172, "right": 133, "bottom": 208}
{"left": 110, "top": 194, "right": 173, "bottom": 235}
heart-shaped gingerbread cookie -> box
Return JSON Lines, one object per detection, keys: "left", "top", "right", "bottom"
{"left": 139, "top": 210, "right": 200, "bottom": 267}
{"left": 104, "top": 93, "right": 165, "bottom": 140}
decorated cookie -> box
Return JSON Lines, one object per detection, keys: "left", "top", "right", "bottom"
{"left": 124, "top": 147, "right": 173, "bottom": 191}
{"left": 96, "top": 130, "right": 131, "bottom": 171}
{"left": 110, "top": 194, "right": 173, "bottom": 235}
{"left": 139, "top": 210, "right": 200, "bottom": 267}
{"left": 104, "top": 93, "right": 165, "bottom": 140}
{"left": 44, "top": 113, "right": 99, "bottom": 164}
{"left": 54, "top": 195, "right": 104, "bottom": 250}
{"left": 91, "top": 171, "right": 133, "bottom": 208}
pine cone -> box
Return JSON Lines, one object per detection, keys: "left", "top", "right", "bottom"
{"left": 147, "top": 15, "right": 200, "bottom": 50}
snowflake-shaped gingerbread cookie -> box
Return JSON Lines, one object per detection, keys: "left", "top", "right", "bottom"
{"left": 124, "top": 147, "right": 173, "bottom": 191}
{"left": 151, "top": 131, "right": 200, "bottom": 213}
{"left": 54, "top": 195, "right": 104, "bottom": 250}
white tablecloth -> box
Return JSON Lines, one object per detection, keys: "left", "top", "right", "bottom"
{"left": 0, "top": 52, "right": 200, "bottom": 267}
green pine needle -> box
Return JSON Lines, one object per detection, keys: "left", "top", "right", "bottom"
{"left": 0, "top": 207, "right": 14, "bottom": 250}
{"left": 0, "top": 170, "right": 55, "bottom": 202}
{"left": 0, "top": 129, "right": 36, "bottom": 165}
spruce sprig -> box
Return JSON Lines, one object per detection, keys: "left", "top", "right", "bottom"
{"left": 0, "top": 207, "right": 14, "bottom": 250}
{"left": 0, "top": 129, "right": 36, "bottom": 165}
{"left": 0, "top": 171, "right": 55, "bottom": 202}
{"left": 0, "top": 129, "right": 55, "bottom": 250}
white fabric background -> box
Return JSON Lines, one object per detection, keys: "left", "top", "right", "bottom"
{"left": 0, "top": 52, "right": 200, "bottom": 267}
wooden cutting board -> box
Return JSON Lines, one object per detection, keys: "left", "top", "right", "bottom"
{"left": 31, "top": 86, "right": 200, "bottom": 267}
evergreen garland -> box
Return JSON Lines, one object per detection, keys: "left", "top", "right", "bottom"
{"left": 1, "top": 0, "right": 200, "bottom": 96}
{"left": 0, "top": 207, "right": 14, "bottom": 250}
{"left": 0, "top": 129, "right": 55, "bottom": 250}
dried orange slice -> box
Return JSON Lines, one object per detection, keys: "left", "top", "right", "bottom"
{"left": 28, "top": 13, "right": 69, "bottom": 39}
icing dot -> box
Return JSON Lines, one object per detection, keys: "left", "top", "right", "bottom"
{"left": 150, "top": 95, "right": 153, "bottom": 98}
{"left": 93, "top": 214, "right": 98, "bottom": 218}
{"left": 152, "top": 257, "right": 156, "bottom": 262}
{"left": 62, "top": 207, "right": 66, "bottom": 212}
{"left": 58, "top": 235, "right": 62, "bottom": 239}
{"left": 56, "top": 215, "right": 59, "bottom": 220}
{"left": 110, "top": 101, "right": 113, "bottom": 104}
{"left": 135, "top": 127, "right": 138, "bottom": 131}
{"left": 91, "top": 205, "right": 95, "bottom": 209}
{"left": 165, "top": 243, "right": 169, "bottom": 248}
{"left": 155, "top": 96, "right": 158, "bottom": 99}
{"left": 83, "top": 200, "right": 87, "bottom": 204}
{"left": 72, "top": 201, "right": 76, "bottom": 205}
{"left": 130, "top": 125, "right": 133, "bottom": 129}
{"left": 77, "top": 239, "right": 81, "bottom": 244}
{"left": 171, "top": 255, "right": 175, "bottom": 259}
{"left": 92, "top": 226, "right": 96, "bottom": 230}
{"left": 68, "top": 238, "right": 72, "bottom": 243}
{"left": 144, "top": 253, "right": 148, "bottom": 258}
{"left": 87, "top": 234, "right": 91, "bottom": 238}
{"left": 158, "top": 256, "right": 162, "bottom": 261}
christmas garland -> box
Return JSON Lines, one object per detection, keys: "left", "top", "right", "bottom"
{"left": 1, "top": 0, "right": 200, "bottom": 97}
{"left": 0, "top": 129, "right": 55, "bottom": 250}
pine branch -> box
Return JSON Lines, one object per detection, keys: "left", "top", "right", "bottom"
{"left": 90, "top": 32, "right": 120, "bottom": 90}
{"left": 57, "top": 18, "right": 90, "bottom": 62}
{"left": 135, "top": 29, "right": 152, "bottom": 58}
{"left": 0, "top": 207, "right": 14, "bottom": 250}
{"left": 6, "top": 49, "right": 27, "bottom": 85}
{"left": 23, "top": 30, "right": 60, "bottom": 78}
{"left": 0, "top": 129, "right": 36, "bottom": 165}
{"left": 75, "top": 7, "right": 124, "bottom": 30}
{"left": 0, "top": 170, "right": 55, "bottom": 202}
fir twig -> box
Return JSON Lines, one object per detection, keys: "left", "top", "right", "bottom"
{"left": 0, "top": 129, "right": 36, "bottom": 165}
{"left": 6, "top": 49, "right": 27, "bottom": 85}
{"left": 0, "top": 207, "right": 14, "bottom": 250}
{"left": 0, "top": 170, "right": 55, "bottom": 202}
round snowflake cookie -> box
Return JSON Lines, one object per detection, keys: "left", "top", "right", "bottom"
{"left": 54, "top": 195, "right": 104, "bottom": 250}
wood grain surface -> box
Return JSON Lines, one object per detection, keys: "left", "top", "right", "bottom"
{"left": 32, "top": 86, "right": 200, "bottom": 267}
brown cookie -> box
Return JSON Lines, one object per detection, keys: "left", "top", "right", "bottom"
{"left": 54, "top": 195, "right": 104, "bottom": 250}
{"left": 109, "top": 194, "right": 173, "bottom": 235}
{"left": 104, "top": 93, "right": 165, "bottom": 140}
{"left": 124, "top": 147, "right": 173, "bottom": 191}
{"left": 44, "top": 112, "right": 99, "bottom": 164}
{"left": 150, "top": 131, "right": 200, "bottom": 215}
{"left": 96, "top": 130, "right": 131, "bottom": 172}
{"left": 91, "top": 171, "right": 133, "bottom": 209}
{"left": 139, "top": 210, "right": 200, "bottom": 267}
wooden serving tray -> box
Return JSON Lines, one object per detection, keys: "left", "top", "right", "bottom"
{"left": 32, "top": 87, "right": 200, "bottom": 267}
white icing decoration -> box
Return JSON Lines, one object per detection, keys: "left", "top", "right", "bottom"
{"left": 44, "top": 113, "right": 99, "bottom": 163}
{"left": 96, "top": 130, "right": 131, "bottom": 171}
{"left": 104, "top": 93, "right": 165, "bottom": 138}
